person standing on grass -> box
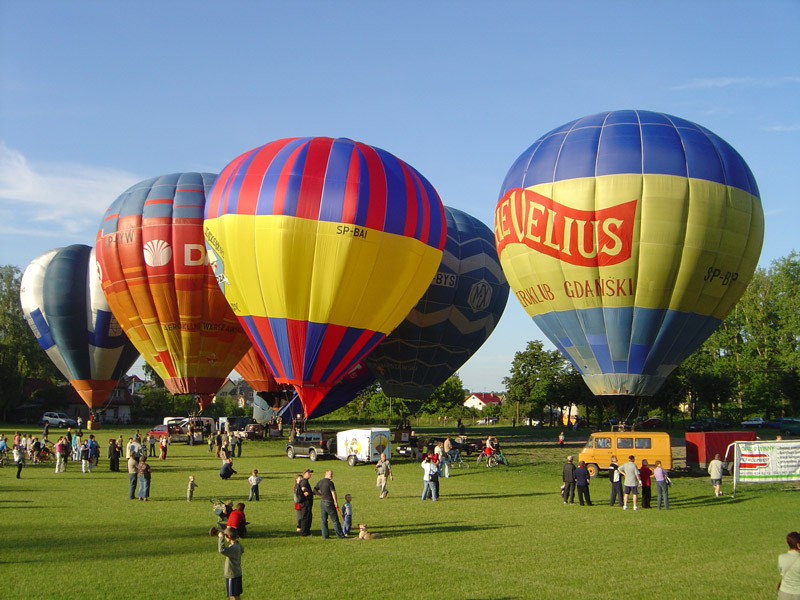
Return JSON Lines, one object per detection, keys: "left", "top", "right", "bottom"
{"left": 558, "top": 431, "right": 565, "bottom": 449}
{"left": 778, "top": 531, "right": 800, "bottom": 600}
{"left": 313, "top": 469, "right": 345, "bottom": 539}
{"left": 148, "top": 433, "right": 156, "bottom": 458}
{"left": 376, "top": 452, "right": 393, "bottom": 499}
{"left": 107, "top": 438, "right": 120, "bottom": 472}
{"left": 575, "top": 460, "right": 593, "bottom": 506}
{"left": 137, "top": 456, "right": 151, "bottom": 501}
{"left": 127, "top": 453, "right": 138, "bottom": 499}
{"left": 421, "top": 454, "right": 439, "bottom": 501}
{"left": 187, "top": 475, "right": 198, "bottom": 502}
{"left": 653, "top": 460, "right": 669, "bottom": 510}
{"left": 639, "top": 459, "right": 652, "bottom": 509}
{"left": 248, "top": 470, "right": 261, "bottom": 501}
{"left": 341, "top": 494, "right": 353, "bottom": 537}
{"left": 562, "top": 456, "right": 576, "bottom": 504}
{"left": 708, "top": 453, "right": 724, "bottom": 497}
{"left": 293, "top": 474, "right": 303, "bottom": 533}
{"left": 159, "top": 435, "right": 168, "bottom": 460}
{"left": 80, "top": 440, "right": 92, "bottom": 473}
{"left": 297, "top": 468, "right": 314, "bottom": 536}
{"left": 215, "top": 431, "right": 223, "bottom": 458}
{"left": 217, "top": 527, "right": 244, "bottom": 600}
{"left": 619, "top": 455, "right": 641, "bottom": 510}
{"left": 609, "top": 456, "right": 623, "bottom": 507}
{"left": 54, "top": 436, "right": 65, "bottom": 473}
{"left": 13, "top": 444, "right": 24, "bottom": 478}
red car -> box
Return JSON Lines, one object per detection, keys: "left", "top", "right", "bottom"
{"left": 638, "top": 417, "right": 665, "bottom": 429}
{"left": 146, "top": 424, "right": 189, "bottom": 442}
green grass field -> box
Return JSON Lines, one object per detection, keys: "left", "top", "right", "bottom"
{"left": 0, "top": 424, "right": 794, "bottom": 600}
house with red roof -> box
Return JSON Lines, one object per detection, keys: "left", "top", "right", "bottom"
{"left": 463, "top": 392, "right": 503, "bottom": 411}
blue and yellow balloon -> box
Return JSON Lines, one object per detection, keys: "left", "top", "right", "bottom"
{"left": 495, "top": 110, "right": 764, "bottom": 396}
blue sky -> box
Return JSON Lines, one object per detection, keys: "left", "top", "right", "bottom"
{"left": 1, "top": 1, "right": 798, "bottom": 393}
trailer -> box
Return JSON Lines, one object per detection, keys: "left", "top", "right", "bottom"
{"left": 685, "top": 431, "right": 757, "bottom": 473}
{"left": 336, "top": 428, "right": 391, "bottom": 466}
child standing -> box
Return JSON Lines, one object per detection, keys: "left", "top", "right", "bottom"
{"left": 217, "top": 527, "right": 244, "bottom": 600}
{"left": 341, "top": 494, "right": 353, "bottom": 537}
{"left": 187, "top": 475, "right": 198, "bottom": 501}
{"left": 248, "top": 469, "right": 262, "bottom": 501}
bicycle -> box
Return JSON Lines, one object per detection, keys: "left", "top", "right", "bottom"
{"left": 447, "top": 449, "right": 469, "bottom": 469}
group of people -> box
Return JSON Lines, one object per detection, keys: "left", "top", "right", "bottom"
{"left": 210, "top": 430, "right": 244, "bottom": 459}
{"left": 293, "top": 468, "right": 351, "bottom": 538}
{"left": 562, "top": 455, "right": 672, "bottom": 510}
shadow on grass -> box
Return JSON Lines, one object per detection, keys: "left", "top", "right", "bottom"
{"left": 376, "top": 521, "right": 515, "bottom": 537}
{"left": 446, "top": 491, "right": 550, "bottom": 500}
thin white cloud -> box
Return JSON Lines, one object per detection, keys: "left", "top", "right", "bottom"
{"left": 674, "top": 77, "right": 756, "bottom": 90}
{"left": 674, "top": 76, "right": 800, "bottom": 90}
{"left": 0, "top": 141, "right": 141, "bottom": 237}
{"left": 763, "top": 123, "right": 800, "bottom": 132}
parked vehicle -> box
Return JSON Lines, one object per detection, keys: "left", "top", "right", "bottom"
{"left": 40, "top": 412, "right": 77, "bottom": 428}
{"left": 476, "top": 417, "right": 498, "bottom": 425}
{"left": 219, "top": 416, "right": 254, "bottom": 432}
{"left": 687, "top": 417, "right": 732, "bottom": 432}
{"left": 578, "top": 431, "right": 673, "bottom": 477}
{"left": 336, "top": 428, "right": 391, "bottom": 466}
{"left": 740, "top": 416, "right": 767, "bottom": 428}
{"left": 146, "top": 423, "right": 190, "bottom": 443}
{"left": 244, "top": 423, "right": 265, "bottom": 440}
{"left": 286, "top": 430, "right": 337, "bottom": 461}
{"left": 638, "top": 417, "right": 665, "bottom": 429}
{"left": 779, "top": 418, "right": 800, "bottom": 436}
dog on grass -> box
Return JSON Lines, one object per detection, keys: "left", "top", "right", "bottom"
{"left": 356, "top": 523, "right": 383, "bottom": 539}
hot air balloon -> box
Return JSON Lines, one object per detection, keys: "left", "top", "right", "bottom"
{"left": 366, "top": 206, "right": 509, "bottom": 402}
{"left": 235, "top": 346, "right": 294, "bottom": 421}
{"left": 495, "top": 110, "right": 764, "bottom": 396}
{"left": 277, "top": 362, "right": 376, "bottom": 421}
{"left": 204, "top": 137, "right": 446, "bottom": 417}
{"left": 235, "top": 346, "right": 294, "bottom": 396}
{"left": 96, "top": 173, "right": 252, "bottom": 406}
{"left": 20, "top": 244, "right": 140, "bottom": 410}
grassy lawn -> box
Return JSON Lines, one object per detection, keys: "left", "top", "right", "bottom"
{"left": 0, "top": 423, "right": 793, "bottom": 599}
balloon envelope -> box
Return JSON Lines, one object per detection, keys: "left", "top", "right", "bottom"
{"left": 204, "top": 137, "right": 446, "bottom": 416}
{"left": 235, "top": 346, "right": 294, "bottom": 393}
{"left": 495, "top": 110, "right": 764, "bottom": 396}
{"left": 20, "top": 244, "right": 140, "bottom": 408}
{"left": 96, "top": 173, "right": 251, "bottom": 399}
{"left": 367, "top": 206, "right": 509, "bottom": 400}
{"left": 278, "top": 361, "right": 375, "bottom": 420}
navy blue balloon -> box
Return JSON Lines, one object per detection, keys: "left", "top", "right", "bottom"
{"left": 366, "top": 206, "right": 509, "bottom": 400}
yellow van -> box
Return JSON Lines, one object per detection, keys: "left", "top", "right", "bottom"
{"left": 578, "top": 432, "right": 672, "bottom": 477}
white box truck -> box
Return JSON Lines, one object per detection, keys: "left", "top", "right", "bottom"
{"left": 336, "top": 428, "right": 391, "bottom": 466}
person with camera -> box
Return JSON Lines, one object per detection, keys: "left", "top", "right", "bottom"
{"left": 216, "top": 527, "right": 244, "bottom": 600}
{"left": 421, "top": 453, "right": 439, "bottom": 501}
